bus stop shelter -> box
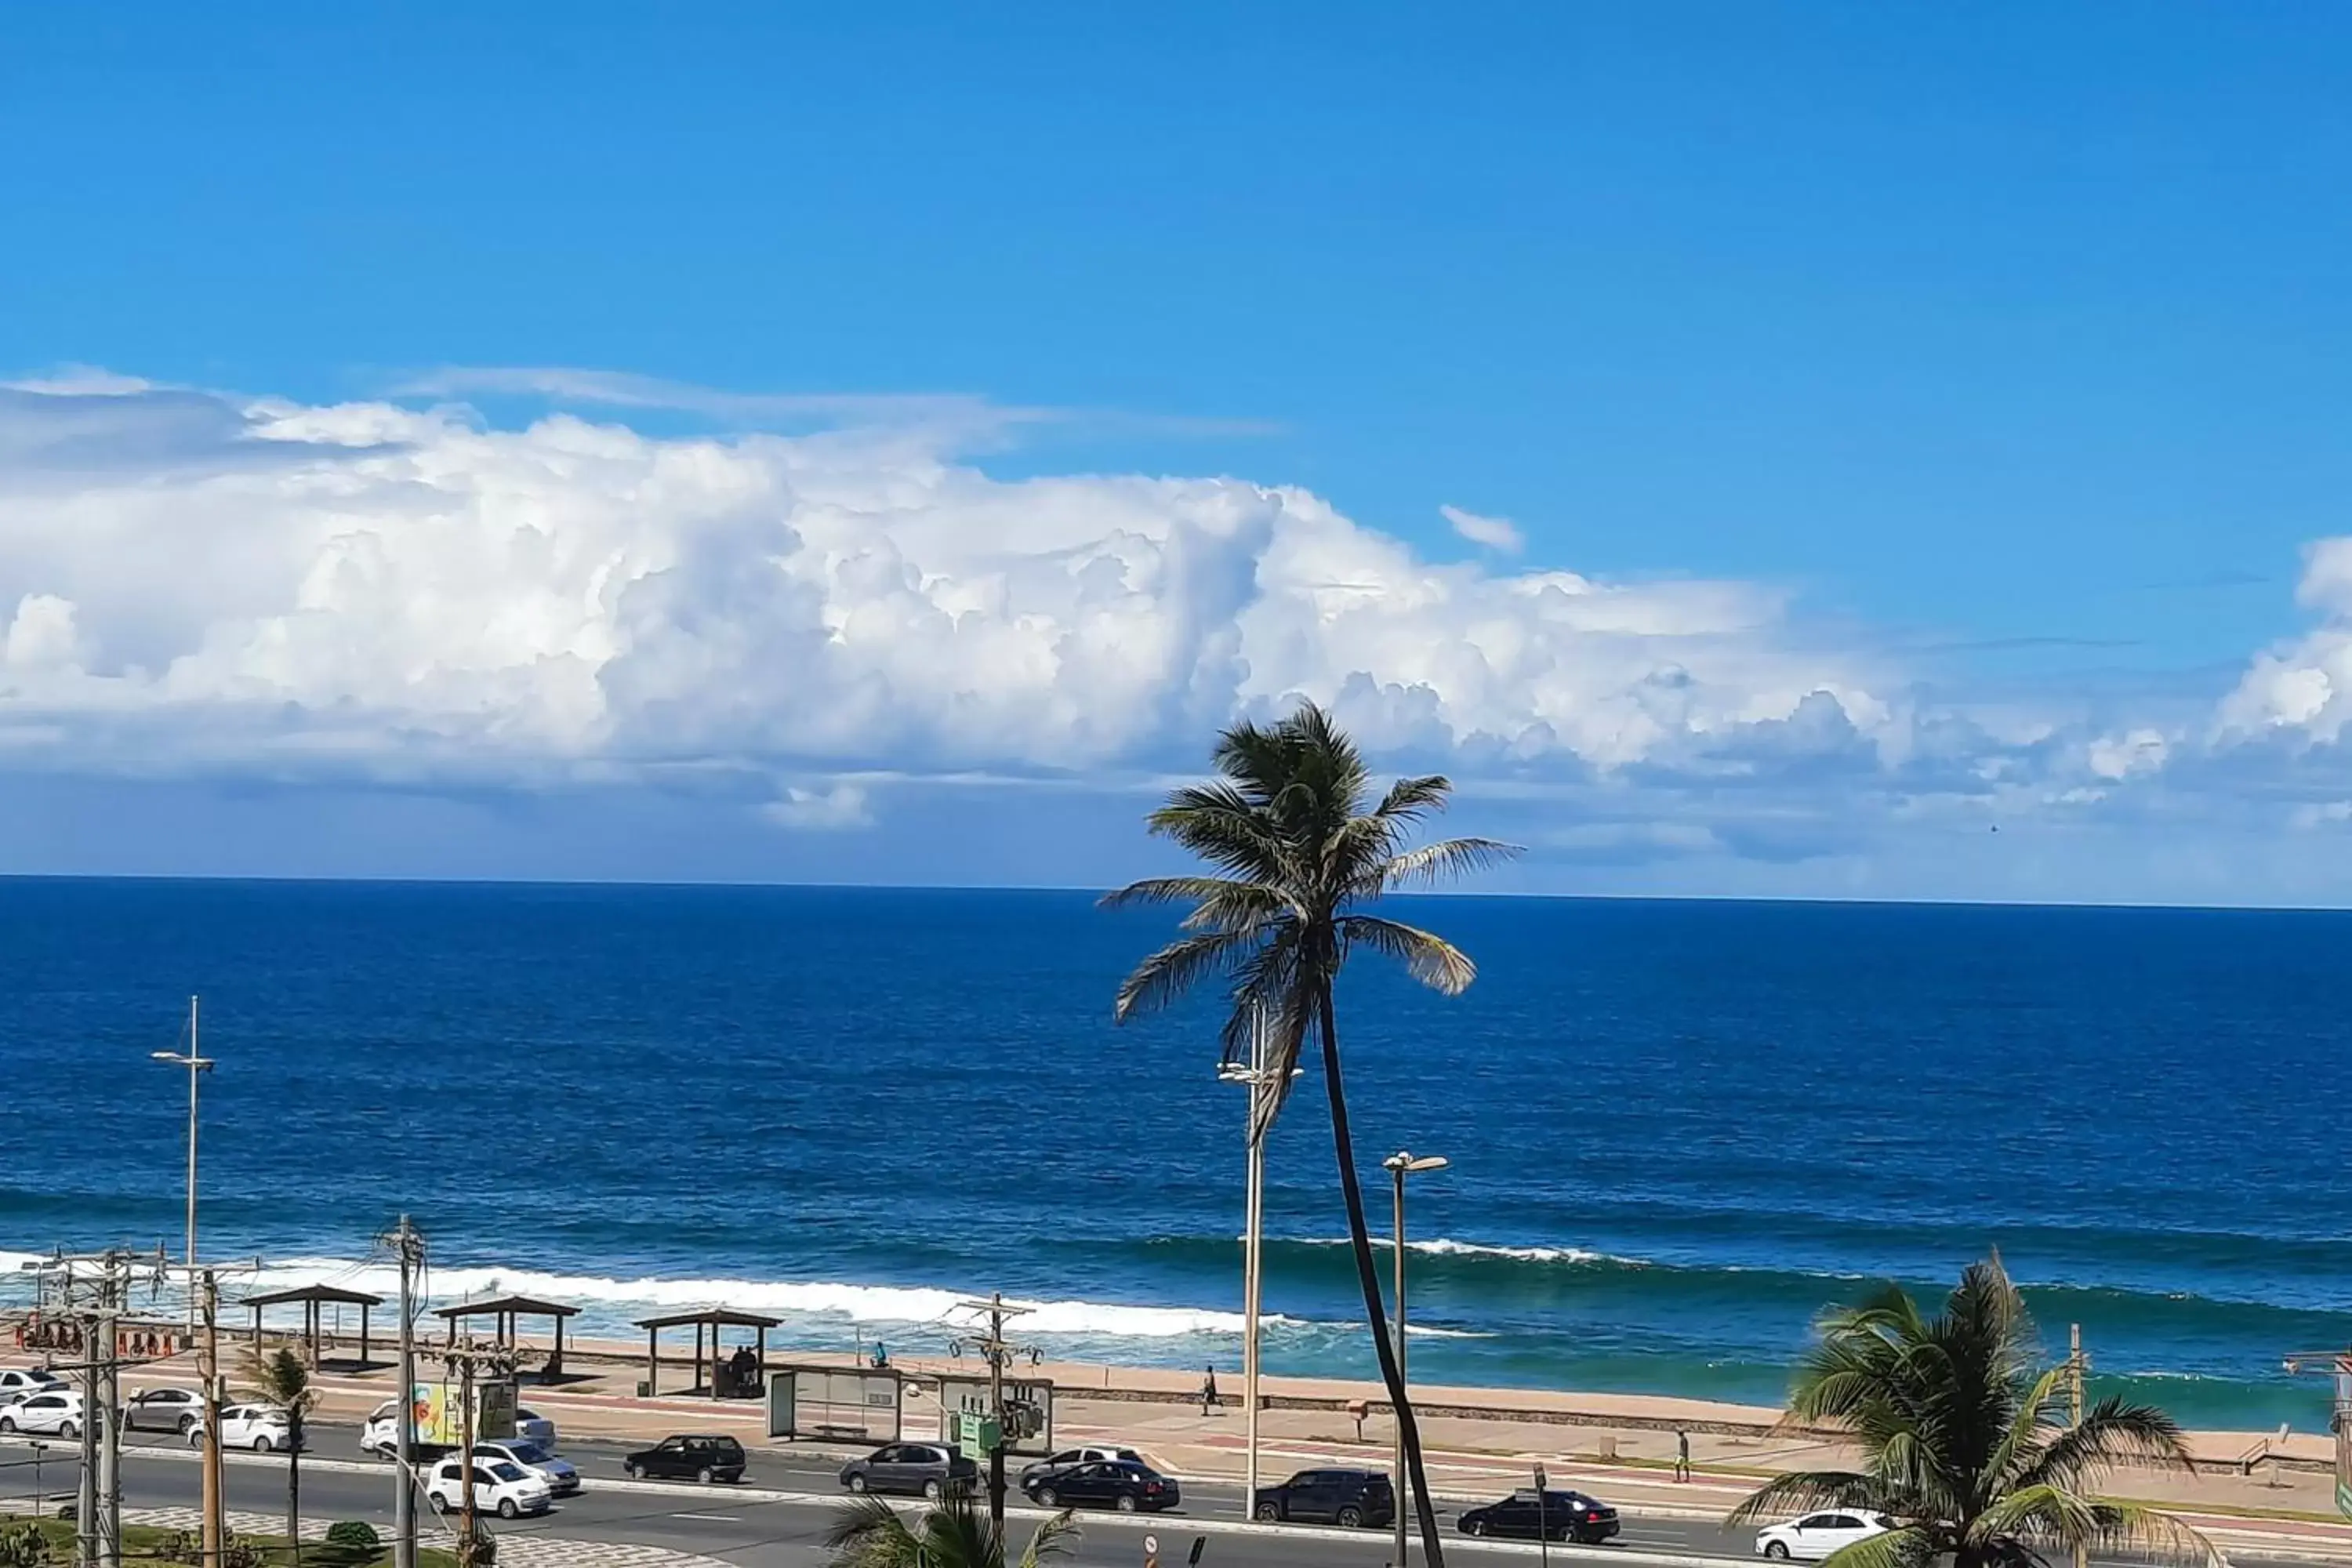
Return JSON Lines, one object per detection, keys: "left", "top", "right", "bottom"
{"left": 435, "top": 1294, "right": 582, "bottom": 1378}
{"left": 636, "top": 1308, "right": 780, "bottom": 1399}
{"left": 241, "top": 1284, "right": 384, "bottom": 1369}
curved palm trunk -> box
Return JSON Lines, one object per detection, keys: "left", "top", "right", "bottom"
{"left": 287, "top": 1409, "right": 303, "bottom": 1565}
{"left": 1319, "top": 982, "right": 1446, "bottom": 1567}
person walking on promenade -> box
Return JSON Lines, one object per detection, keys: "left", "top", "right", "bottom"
{"left": 1674, "top": 1428, "right": 1692, "bottom": 1482}
{"left": 1201, "top": 1364, "right": 1221, "bottom": 1416}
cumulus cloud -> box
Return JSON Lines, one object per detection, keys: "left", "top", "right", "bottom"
{"left": 1439, "top": 503, "right": 1524, "bottom": 554}
{"left": 0, "top": 379, "right": 1911, "bottom": 800}
{"left": 2220, "top": 539, "right": 2352, "bottom": 744}
{"left": 760, "top": 784, "right": 874, "bottom": 831}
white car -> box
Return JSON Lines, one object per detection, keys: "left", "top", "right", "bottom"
{"left": 426, "top": 1456, "right": 552, "bottom": 1520}
{"left": 191, "top": 1403, "right": 303, "bottom": 1454}
{"left": 470, "top": 1439, "right": 580, "bottom": 1495}
{"left": 1757, "top": 1511, "right": 1896, "bottom": 1561}
{"left": 0, "top": 1389, "right": 83, "bottom": 1437}
{"left": 122, "top": 1386, "right": 205, "bottom": 1434}
{"left": 361, "top": 1399, "right": 401, "bottom": 1457}
{"left": 0, "top": 1369, "right": 65, "bottom": 1406}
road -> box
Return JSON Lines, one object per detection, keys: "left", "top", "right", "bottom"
{"left": 2, "top": 1420, "right": 2339, "bottom": 1568}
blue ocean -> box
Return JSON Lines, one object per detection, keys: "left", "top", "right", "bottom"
{"left": 2, "top": 880, "right": 2345, "bottom": 1432}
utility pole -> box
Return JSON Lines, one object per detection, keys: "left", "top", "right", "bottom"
{"left": 2070, "top": 1324, "right": 2086, "bottom": 1568}
{"left": 151, "top": 996, "right": 213, "bottom": 1335}
{"left": 954, "top": 1294, "right": 1037, "bottom": 1532}
{"left": 74, "top": 1287, "right": 96, "bottom": 1568}
{"left": 22, "top": 1249, "right": 143, "bottom": 1568}
{"left": 199, "top": 1269, "right": 225, "bottom": 1568}
{"left": 443, "top": 1334, "right": 520, "bottom": 1568}
{"left": 385, "top": 1217, "right": 425, "bottom": 1568}
{"left": 96, "top": 1267, "right": 121, "bottom": 1568}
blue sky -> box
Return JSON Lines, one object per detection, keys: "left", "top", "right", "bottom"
{"left": 2, "top": 5, "right": 2351, "bottom": 900}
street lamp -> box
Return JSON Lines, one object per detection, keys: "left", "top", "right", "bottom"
{"left": 1218, "top": 1010, "right": 1299, "bottom": 1519}
{"left": 1384, "top": 1149, "right": 1448, "bottom": 1568}
{"left": 151, "top": 996, "right": 212, "bottom": 1330}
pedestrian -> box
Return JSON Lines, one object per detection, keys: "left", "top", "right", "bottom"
{"left": 1675, "top": 1428, "right": 1691, "bottom": 1482}
{"left": 1201, "top": 1363, "right": 1221, "bottom": 1416}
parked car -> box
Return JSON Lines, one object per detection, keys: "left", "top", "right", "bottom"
{"left": 623, "top": 1434, "right": 746, "bottom": 1484}
{"left": 360, "top": 1399, "right": 401, "bottom": 1458}
{"left": 1757, "top": 1512, "right": 1896, "bottom": 1561}
{"left": 838, "top": 1441, "right": 978, "bottom": 1500}
{"left": 1459, "top": 1488, "right": 1621, "bottom": 1542}
{"left": 1019, "top": 1445, "right": 1149, "bottom": 1486}
{"left": 1251, "top": 1468, "right": 1396, "bottom": 1528}
{"left": 513, "top": 1406, "right": 557, "bottom": 1446}
{"left": 0, "top": 1390, "right": 83, "bottom": 1438}
{"left": 191, "top": 1403, "right": 303, "bottom": 1454}
{"left": 1022, "top": 1459, "right": 1180, "bottom": 1514}
{"left": 122, "top": 1386, "right": 204, "bottom": 1434}
{"left": 470, "top": 1439, "right": 581, "bottom": 1496}
{"left": 0, "top": 1369, "right": 65, "bottom": 1406}
{"left": 425, "top": 1456, "right": 552, "bottom": 1520}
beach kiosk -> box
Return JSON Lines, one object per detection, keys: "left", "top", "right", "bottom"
{"left": 434, "top": 1294, "right": 582, "bottom": 1379}
{"left": 241, "top": 1284, "right": 384, "bottom": 1370}
{"left": 635, "top": 1307, "right": 780, "bottom": 1399}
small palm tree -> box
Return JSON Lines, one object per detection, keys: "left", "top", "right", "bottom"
{"left": 826, "top": 1493, "right": 1078, "bottom": 1568}
{"left": 1730, "top": 1258, "right": 2217, "bottom": 1568}
{"left": 1106, "top": 702, "right": 1515, "bottom": 1568}
{"left": 243, "top": 1346, "right": 318, "bottom": 1564}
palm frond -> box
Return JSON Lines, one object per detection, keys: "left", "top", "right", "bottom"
{"left": 1817, "top": 1524, "right": 1940, "bottom": 1568}
{"left": 1016, "top": 1508, "right": 1083, "bottom": 1566}
{"left": 1372, "top": 773, "right": 1453, "bottom": 823}
{"left": 1726, "top": 1471, "right": 1894, "bottom": 1526}
{"left": 1971, "top": 1486, "right": 2219, "bottom": 1566}
{"left": 825, "top": 1495, "right": 922, "bottom": 1563}
{"left": 2016, "top": 1398, "right": 2194, "bottom": 1491}
{"left": 1362, "top": 836, "right": 1523, "bottom": 893}
{"left": 1099, "top": 877, "right": 1285, "bottom": 932}
{"left": 1337, "top": 915, "right": 1476, "bottom": 994}
{"left": 1113, "top": 929, "right": 1256, "bottom": 1022}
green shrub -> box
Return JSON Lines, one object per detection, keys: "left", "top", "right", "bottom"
{"left": 0, "top": 1519, "right": 53, "bottom": 1568}
{"left": 325, "top": 1521, "right": 382, "bottom": 1551}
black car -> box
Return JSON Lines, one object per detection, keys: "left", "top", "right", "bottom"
{"left": 1459, "top": 1488, "right": 1621, "bottom": 1543}
{"left": 838, "top": 1441, "right": 979, "bottom": 1500}
{"left": 622, "top": 1434, "right": 746, "bottom": 1483}
{"left": 1023, "top": 1459, "right": 1181, "bottom": 1514}
{"left": 1251, "top": 1468, "right": 1396, "bottom": 1527}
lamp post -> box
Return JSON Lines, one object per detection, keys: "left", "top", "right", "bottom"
{"left": 1384, "top": 1150, "right": 1448, "bottom": 1568}
{"left": 1218, "top": 1011, "right": 1299, "bottom": 1519}
{"left": 151, "top": 996, "right": 212, "bottom": 1330}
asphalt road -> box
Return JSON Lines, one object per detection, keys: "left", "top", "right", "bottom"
{"left": 2, "top": 1420, "right": 2334, "bottom": 1568}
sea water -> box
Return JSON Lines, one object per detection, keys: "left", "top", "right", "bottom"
{"left": 0, "top": 880, "right": 2343, "bottom": 1432}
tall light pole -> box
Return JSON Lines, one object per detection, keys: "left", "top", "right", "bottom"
{"left": 1385, "top": 1150, "right": 1448, "bottom": 1568}
{"left": 1218, "top": 1008, "right": 1296, "bottom": 1519}
{"left": 151, "top": 996, "right": 211, "bottom": 1331}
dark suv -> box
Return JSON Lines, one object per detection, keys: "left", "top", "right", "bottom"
{"left": 1253, "top": 1468, "right": 1396, "bottom": 1527}
{"left": 623, "top": 1434, "right": 746, "bottom": 1483}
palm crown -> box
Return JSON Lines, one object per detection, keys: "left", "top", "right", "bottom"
{"left": 1730, "top": 1258, "right": 2215, "bottom": 1568}
{"left": 1105, "top": 702, "right": 1512, "bottom": 1136}
{"left": 826, "top": 1492, "right": 1077, "bottom": 1568}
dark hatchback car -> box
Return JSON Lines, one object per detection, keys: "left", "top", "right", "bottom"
{"left": 839, "top": 1441, "right": 979, "bottom": 1499}
{"left": 1460, "top": 1488, "right": 1621, "bottom": 1542}
{"left": 1023, "top": 1459, "right": 1181, "bottom": 1513}
{"left": 623, "top": 1435, "right": 746, "bottom": 1483}
{"left": 1252, "top": 1468, "right": 1396, "bottom": 1527}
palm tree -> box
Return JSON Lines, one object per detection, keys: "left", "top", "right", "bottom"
{"left": 243, "top": 1345, "right": 318, "bottom": 1564}
{"left": 1729, "top": 1258, "right": 2217, "bottom": 1568}
{"left": 1105, "top": 701, "right": 1515, "bottom": 1568}
{"left": 826, "top": 1493, "right": 1079, "bottom": 1568}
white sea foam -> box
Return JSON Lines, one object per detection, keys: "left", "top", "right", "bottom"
{"left": 172, "top": 1255, "right": 1312, "bottom": 1341}
{"left": 1289, "top": 1236, "right": 1637, "bottom": 1266}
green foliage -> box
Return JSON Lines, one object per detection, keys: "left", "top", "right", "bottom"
{"left": 1730, "top": 1257, "right": 2220, "bottom": 1568}
{"left": 826, "top": 1493, "right": 1077, "bottom": 1568}
{"left": 0, "top": 1519, "right": 51, "bottom": 1568}
{"left": 325, "top": 1520, "right": 381, "bottom": 1551}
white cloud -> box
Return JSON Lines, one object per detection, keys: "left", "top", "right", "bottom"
{"left": 0, "top": 379, "right": 1911, "bottom": 795}
{"left": 2290, "top": 800, "right": 2352, "bottom": 830}
{"left": 760, "top": 784, "right": 874, "bottom": 831}
{"left": 1439, "top": 503, "right": 1524, "bottom": 554}
{"left": 2220, "top": 539, "right": 2352, "bottom": 744}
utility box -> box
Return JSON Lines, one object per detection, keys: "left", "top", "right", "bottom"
{"left": 934, "top": 1375, "right": 1053, "bottom": 1457}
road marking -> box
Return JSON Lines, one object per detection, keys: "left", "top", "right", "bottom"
{"left": 666, "top": 1512, "right": 742, "bottom": 1522}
